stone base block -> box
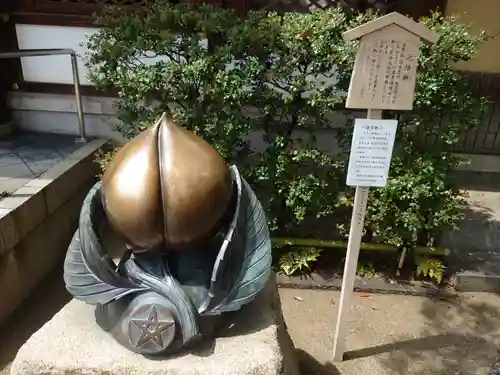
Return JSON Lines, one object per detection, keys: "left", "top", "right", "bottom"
{"left": 11, "top": 277, "right": 299, "bottom": 375}
{"left": 0, "top": 120, "right": 14, "bottom": 138}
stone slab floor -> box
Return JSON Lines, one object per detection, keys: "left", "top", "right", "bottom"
{"left": 2, "top": 271, "right": 500, "bottom": 375}
{"left": 0, "top": 132, "right": 84, "bottom": 198}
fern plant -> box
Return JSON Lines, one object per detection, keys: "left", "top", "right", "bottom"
{"left": 416, "top": 256, "right": 446, "bottom": 285}
{"left": 278, "top": 247, "right": 322, "bottom": 276}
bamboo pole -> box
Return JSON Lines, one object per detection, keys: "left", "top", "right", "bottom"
{"left": 271, "top": 237, "right": 450, "bottom": 256}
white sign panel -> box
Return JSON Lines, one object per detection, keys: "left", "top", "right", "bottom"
{"left": 346, "top": 118, "right": 398, "bottom": 187}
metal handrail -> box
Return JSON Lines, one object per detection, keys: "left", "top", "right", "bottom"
{"left": 0, "top": 48, "right": 87, "bottom": 142}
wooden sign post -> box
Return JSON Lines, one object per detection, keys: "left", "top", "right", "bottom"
{"left": 333, "top": 12, "right": 438, "bottom": 362}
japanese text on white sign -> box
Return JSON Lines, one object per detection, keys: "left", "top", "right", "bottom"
{"left": 346, "top": 118, "right": 398, "bottom": 188}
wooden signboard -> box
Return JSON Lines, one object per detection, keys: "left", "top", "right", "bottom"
{"left": 332, "top": 12, "right": 438, "bottom": 363}
{"left": 344, "top": 12, "right": 438, "bottom": 111}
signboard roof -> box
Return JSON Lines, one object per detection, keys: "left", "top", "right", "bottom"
{"left": 342, "top": 12, "right": 439, "bottom": 44}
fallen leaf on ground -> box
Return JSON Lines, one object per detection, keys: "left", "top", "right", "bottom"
{"left": 358, "top": 292, "right": 372, "bottom": 298}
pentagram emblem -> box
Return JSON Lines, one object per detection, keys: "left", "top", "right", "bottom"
{"left": 129, "top": 304, "right": 175, "bottom": 353}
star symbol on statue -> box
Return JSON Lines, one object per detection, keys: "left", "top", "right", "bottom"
{"left": 130, "top": 305, "right": 174, "bottom": 350}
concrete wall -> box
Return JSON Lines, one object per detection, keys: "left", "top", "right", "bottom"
{"left": 10, "top": 91, "right": 500, "bottom": 175}
{"left": 0, "top": 139, "right": 107, "bottom": 324}
{"left": 9, "top": 91, "right": 123, "bottom": 140}
{"left": 7, "top": 91, "right": 347, "bottom": 154}
{"left": 445, "top": 0, "right": 500, "bottom": 73}
{"left": 14, "top": 24, "right": 173, "bottom": 85}
{"left": 15, "top": 24, "right": 97, "bottom": 85}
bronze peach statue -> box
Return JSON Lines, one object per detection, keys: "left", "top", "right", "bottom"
{"left": 63, "top": 114, "right": 272, "bottom": 356}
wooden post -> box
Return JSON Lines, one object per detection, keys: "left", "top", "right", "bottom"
{"left": 333, "top": 109, "right": 380, "bottom": 362}
{"left": 332, "top": 12, "right": 439, "bottom": 363}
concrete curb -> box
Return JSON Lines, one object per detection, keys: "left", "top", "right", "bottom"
{"left": 454, "top": 271, "right": 500, "bottom": 293}
{"left": 276, "top": 273, "right": 456, "bottom": 297}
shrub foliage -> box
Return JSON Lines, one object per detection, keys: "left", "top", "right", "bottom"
{"left": 87, "top": 3, "right": 486, "bottom": 273}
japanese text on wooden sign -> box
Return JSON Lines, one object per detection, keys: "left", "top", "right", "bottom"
{"left": 346, "top": 118, "right": 398, "bottom": 188}
{"left": 346, "top": 24, "right": 420, "bottom": 111}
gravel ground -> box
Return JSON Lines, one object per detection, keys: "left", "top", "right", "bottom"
{"left": 0, "top": 267, "right": 70, "bottom": 375}
{"left": 280, "top": 288, "right": 500, "bottom": 375}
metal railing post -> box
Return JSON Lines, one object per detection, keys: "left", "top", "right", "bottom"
{"left": 0, "top": 49, "right": 88, "bottom": 143}
{"left": 70, "top": 52, "right": 87, "bottom": 142}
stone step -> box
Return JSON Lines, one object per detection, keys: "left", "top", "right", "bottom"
{"left": 440, "top": 189, "right": 500, "bottom": 292}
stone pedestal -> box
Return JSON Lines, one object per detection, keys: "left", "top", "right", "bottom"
{"left": 0, "top": 120, "right": 14, "bottom": 138}
{"left": 10, "top": 277, "right": 299, "bottom": 375}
